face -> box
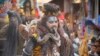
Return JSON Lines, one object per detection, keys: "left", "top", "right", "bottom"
{"left": 29, "top": 20, "right": 38, "bottom": 33}
{"left": 26, "top": 2, "right": 30, "bottom": 7}
{"left": 91, "top": 45, "right": 97, "bottom": 52}
{"left": 30, "top": 20, "right": 37, "bottom": 28}
{"left": 95, "top": 41, "right": 100, "bottom": 53}
{"left": 46, "top": 16, "right": 58, "bottom": 30}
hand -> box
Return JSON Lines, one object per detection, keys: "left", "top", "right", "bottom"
{"left": 59, "top": 20, "right": 64, "bottom": 28}
{"left": 29, "top": 26, "right": 38, "bottom": 37}
{"left": 19, "top": 24, "right": 29, "bottom": 39}
{"left": 19, "top": 24, "right": 26, "bottom": 32}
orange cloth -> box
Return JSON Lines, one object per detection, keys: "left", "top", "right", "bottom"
{"left": 32, "top": 45, "right": 41, "bottom": 56}
{"left": 11, "top": 0, "right": 16, "bottom": 3}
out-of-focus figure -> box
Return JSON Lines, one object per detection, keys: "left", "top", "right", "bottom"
{"left": 0, "top": 0, "right": 21, "bottom": 56}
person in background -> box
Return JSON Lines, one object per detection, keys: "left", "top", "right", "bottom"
{"left": 88, "top": 37, "right": 98, "bottom": 56}
{"left": 78, "top": 25, "right": 94, "bottom": 56}
{"left": 94, "top": 39, "right": 100, "bottom": 56}
{"left": 19, "top": 0, "right": 35, "bottom": 24}
{"left": 0, "top": 0, "right": 21, "bottom": 56}
{"left": 85, "top": 20, "right": 100, "bottom": 39}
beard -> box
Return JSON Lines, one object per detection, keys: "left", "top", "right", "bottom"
{"left": 50, "top": 28, "right": 55, "bottom": 34}
{"left": 49, "top": 26, "right": 58, "bottom": 34}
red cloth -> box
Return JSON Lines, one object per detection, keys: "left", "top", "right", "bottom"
{"left": 11, "top": 0, "right": 16, "bottom": 3}
{"left": 58, "top": 12, "right": 65, "bottom": 20}
{"left": 35, "top": 8, "right": 40, "bottom": 18}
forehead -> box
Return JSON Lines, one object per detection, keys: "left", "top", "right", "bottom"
{"left": 48, "top": 16, "right": 58, "bottom": 21}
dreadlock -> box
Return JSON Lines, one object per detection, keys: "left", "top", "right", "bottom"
{"left": 43, "top": 3, "right": 60, "bottom": 16}
{"left": 2, "top": 11, "right": 21, "bottom": 56}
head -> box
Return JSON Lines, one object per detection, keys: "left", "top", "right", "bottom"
{"left": 23, "top": 0, "right": 32, "bottom": 12}
{"left": 39, "top": 6, "right": 43, "bottom": 11}
{"left": 40, "top": 3, "right": 60, "bottom": 32}
{"left": 30, "top": 19, "right": 38, "bottom": 29}
{"left": 85, "top": 20, "right": 95, "bottom": 30}
{"left": 23, "top": 0, "right": 31, "bottom": 7}
{"left": 46, "top": 16, "right": 59, "bottom": 30}
{"left": 91, "top": 45, "right": 97, "bottom": 52}
{"left": 85, "top": 20, "right": 100, "bottom": 36}
{"left": 90, "top": 37, "right": 97, "bottom": 52}
{"left": 0, "top": 0, "right": 12, "bottom": 14}
{"left": 95, "top": 39, "right": 100, "bottom": 53}
{"left": 29, "top": 19, "right": 38, "bottom": 33}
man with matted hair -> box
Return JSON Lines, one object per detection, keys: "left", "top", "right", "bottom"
{"left": 22, "top": 3, "right": 73, "bottom": 56}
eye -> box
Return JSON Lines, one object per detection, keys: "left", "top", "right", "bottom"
{"left": 48, "top": 16, "right": 58, "bottom": 23}
{"left": 48, "top": 21, "right": 54, "bottom": 23}
{"left": 48, "top": 20, "right": 58, "bottom": 23}
{"left": 55, "top": 21, "right": 58, "bottom": 23}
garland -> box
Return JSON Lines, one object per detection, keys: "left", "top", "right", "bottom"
{"left": 32, "top": 45, "right": 41, "bottom": 56}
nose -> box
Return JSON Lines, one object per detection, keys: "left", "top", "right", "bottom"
{"left": 52, "top": 22, "right": 58, "bottom": 27}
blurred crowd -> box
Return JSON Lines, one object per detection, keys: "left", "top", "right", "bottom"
{"left": 0, "top": 0, "right": 100, "bottom": 56}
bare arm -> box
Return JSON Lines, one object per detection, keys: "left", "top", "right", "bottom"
{"left": 19, "top": 24, "right": 29, "bottom": 39}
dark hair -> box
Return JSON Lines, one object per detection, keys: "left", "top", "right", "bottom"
{"left": 85, "top": 20, "right": 95, "bottom": 26}
{"left": 40, "top": 3, "right": 60, "bottom": 28}
{"left": 85, "top": 20, "right": 100, "bottom": 31}
{"left": 95, "top": 38, "right": 100, "bottom": 43}
{"left": 41, "top": 15, "right": 48, "bottom": 27}
{"left": 43, "top": 3, "right": 60, "bottom": 16}
{"left": 37, "top": 15, "right": 50, "bottom": 34}
{"left": 91, "top": 37, "right": 96, "bottom": 43}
